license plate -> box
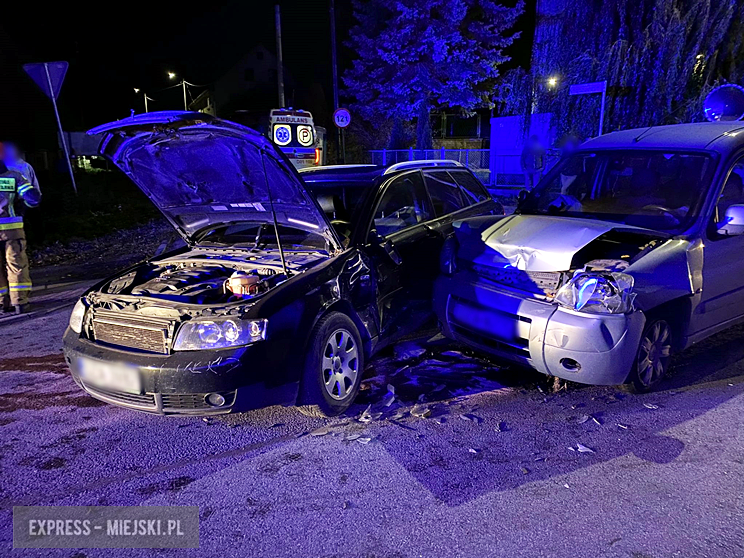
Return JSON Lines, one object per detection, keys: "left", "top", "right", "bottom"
{"left": 451, "top": 303, "right": 518, "bottom": 340}
{"left": 78, "top": 358, "right": 142, "bottom": 394}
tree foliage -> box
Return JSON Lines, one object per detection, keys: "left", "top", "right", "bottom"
{"left": 344, "top": 0, "right": 524, "bottom": 148}
{"left": 500, "top": 0, "right": 744, "bottom": 139}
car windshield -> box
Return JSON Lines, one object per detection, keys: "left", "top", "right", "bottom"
{"left": 198, "top": 223, "right": 328, "bottom": 251}
{"left": 517, "top": 150, "right": 715, "bottom": 233}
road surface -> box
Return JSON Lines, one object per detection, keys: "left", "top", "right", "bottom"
{"left": 1, "top": 283, "right": 743, "bottom": 557}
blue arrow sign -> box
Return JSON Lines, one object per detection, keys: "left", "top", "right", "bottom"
{"left": 23, "top": 61, "right": 68, "bottom": 100}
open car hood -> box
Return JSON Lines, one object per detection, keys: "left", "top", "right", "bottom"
{"left": 88, "top": 111, "right": 340, "bottom": 250}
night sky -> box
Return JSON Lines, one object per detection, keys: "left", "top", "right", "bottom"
{"left": 0, "top": 0, "right": 533, "bottom": 151}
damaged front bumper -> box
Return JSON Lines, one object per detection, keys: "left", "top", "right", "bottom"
{"left": 62, "top": 327, "right": 296, "bottom": 415}
{"left": 434, "top": 273, "right": 645, "bottom": 385}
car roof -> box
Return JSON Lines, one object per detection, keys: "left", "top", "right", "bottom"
{"left": 581, "top": 122, "right": 744, "bottom": 154}
{"left": 300, "top": 165, "right": 384, "bottom": 187}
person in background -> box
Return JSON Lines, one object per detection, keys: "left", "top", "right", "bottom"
{"left": 520, "top": 135, "right": 545, "bottom": 191}
{"left": 3, "top": 142, "right": 39, "bottom": 193}
{"left": 0, "top": 143, "right": 41, "bottom": 314}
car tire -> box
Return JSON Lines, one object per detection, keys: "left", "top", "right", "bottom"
{"left": 628, "top": 318, "right": 673, "bottom": 393}
{"left": 297, "top": 311, "right": 365, "bottom": 418}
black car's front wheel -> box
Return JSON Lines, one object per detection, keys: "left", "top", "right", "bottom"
{"left": 297, "top": 312, "right": 364, "bottom": 418}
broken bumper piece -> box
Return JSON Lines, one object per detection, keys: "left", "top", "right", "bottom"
{"left": 434, "top": 274, "right": 645, "bottom": 385}
{"left": 62, "top": 327, "right": 294, "bottom": 415}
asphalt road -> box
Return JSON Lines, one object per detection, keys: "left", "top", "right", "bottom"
{"left": 1, "top": 284, "right": 743, "bottom": 558}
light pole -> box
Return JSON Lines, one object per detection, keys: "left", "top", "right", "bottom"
{"left": 168, "top": 72, "right": 188, "bottom": 110}
{"left": 133, "top": 88, "right": 153, "bottom": 113}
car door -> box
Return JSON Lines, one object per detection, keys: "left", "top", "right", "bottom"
{"left": 366, "top": 171, "right": 438, "bottom": 336}
{"left": 695, "top": 156, "right": 744, "bottom": 334}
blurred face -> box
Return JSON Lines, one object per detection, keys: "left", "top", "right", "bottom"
{"left": 4, "top": 144, "right": 19, "bottom": 162}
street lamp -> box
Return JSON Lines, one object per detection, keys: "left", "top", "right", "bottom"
{"left": 547, "top": 76, "right": 558, "bottom": 89}
{"left": 167, "top": 72, "right": 188, "bottom": 111}
{"left": 134, "top": 88, "right": 153, "bottom": 113}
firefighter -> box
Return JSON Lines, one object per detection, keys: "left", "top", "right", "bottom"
{"left": 0, "top": 142, "right": 41, "bottom": 314}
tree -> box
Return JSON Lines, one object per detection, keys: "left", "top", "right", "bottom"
{"left": 344, "top": 0, "right": 524, "bottom": 149}
{"left": 500, "top": 0, "right": 744, "bottom": 139}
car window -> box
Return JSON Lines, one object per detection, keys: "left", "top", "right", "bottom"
{"left": 451, "top": 170, "right": 490, "bottom": 204}
{"left": 373, "top": 173, "right": 432, "bottom": 236}
{"left": 424, "top": 170, "right": 466, "bottom": 216}
{"left": 716, "top": 160, "right": 744, "bottom": 226}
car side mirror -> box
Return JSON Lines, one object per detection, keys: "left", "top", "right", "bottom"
{"left": 718, "top": 204, "right": 744, "bottom": 236}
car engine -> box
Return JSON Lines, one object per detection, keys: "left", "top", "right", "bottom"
{"left": 105, "top": 263, "right": 283, "bottom": 304}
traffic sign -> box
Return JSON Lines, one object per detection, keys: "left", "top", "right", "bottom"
{"left": 333, "top": 108, "right": 351, "bottom": 128}
{"left": 569, "top": 81, "right": 607, "bottom": 96}
{"left": 22, "top": 61, "right": 77, "bottom": 194}
{"left": 23, "top": 61, "right": 68, "bottom": 100}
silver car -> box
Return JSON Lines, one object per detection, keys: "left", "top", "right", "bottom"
{"left": 435, "top": 122, "right": 744, "bottom": 391}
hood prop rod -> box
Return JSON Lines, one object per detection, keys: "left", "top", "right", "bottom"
{"left": 261, "top": 152, "right": 291, "bottom": 278}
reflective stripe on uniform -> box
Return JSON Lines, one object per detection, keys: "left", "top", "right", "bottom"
{"left": 0, "top": 287, "right": 7, "bottom": 295}
{"left": 0, "top": 216, "right": 23, "bottom": 230}
{"left": 9, "top": 282, "right": 32, "bottom": 290}
{"left": 17, "top": 183, "right": 33, "bottom": 195}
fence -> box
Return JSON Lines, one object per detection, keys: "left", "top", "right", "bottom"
{"left": 367, "top": 148, "right": 560, "bottom": 191}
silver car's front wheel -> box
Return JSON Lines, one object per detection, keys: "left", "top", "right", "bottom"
{"left": 630, "top": 319, "right": 672, "bottom": 392}
{"left": 322, "top": 328, "right": 359, "bottom": 401}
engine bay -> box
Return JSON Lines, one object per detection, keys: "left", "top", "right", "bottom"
{"left": 96, "top": 247, "right": 332, "bottom": 305}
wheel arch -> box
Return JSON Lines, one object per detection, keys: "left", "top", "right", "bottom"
{"left": 643, "top": 296, "right": 693, "bottom": 352}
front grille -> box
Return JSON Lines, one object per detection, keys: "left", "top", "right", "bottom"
{"left": 91, "top": 310, "right": 172, "bottom": 354}
{"left": 466, "top": 262, "right": 562, "bottom": 296}
{"left": 161, "top": 391, "right": 237, "bottom": 411}
{"left": 82, "top": 383, "right": 157, "bottom": 410}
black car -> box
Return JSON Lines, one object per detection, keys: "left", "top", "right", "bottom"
{"left": 63, "top": 111, "right": 502, "bottom": 417}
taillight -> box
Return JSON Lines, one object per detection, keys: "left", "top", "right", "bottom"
{"left": 314, "top": 148, "right": 321, "bottom": 165}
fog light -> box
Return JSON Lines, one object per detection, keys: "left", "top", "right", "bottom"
{"left": 560, "top": 358, "right": 581, "bottom": 372}
{"left": 205, "top": 392, "right": 226, "bottom": 407}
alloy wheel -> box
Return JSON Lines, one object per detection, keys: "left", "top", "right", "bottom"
{"left": 637, "top": 320, "right": 672, "bottom": 388}
{"left": 321, "top": 328, "right": 359, "bottom": 400}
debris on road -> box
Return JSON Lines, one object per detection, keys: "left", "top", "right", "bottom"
{"left": 359, "top": 404, "right": 382, "bottom": 423}
{"left": 617, "top": 423, "right": 629, "bottom": 430}
{"left": 468, "top": 448, "right": 481, "bottom": 454}
{"left": 576, "top": 443, "right": 595, "bottom": 454}
{"left": 411, "top": 404, "right": 431, "bottom": 418}
{"left": 643, "top": 403, "right": 659, "bottom": 410}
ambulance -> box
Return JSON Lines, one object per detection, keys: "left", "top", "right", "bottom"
{"left": 269, "top": 108, "right": 322, "bottom": 169}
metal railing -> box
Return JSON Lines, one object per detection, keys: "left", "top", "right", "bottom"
{"left": 367, "top": 148, "right": 560, "bottom": 190}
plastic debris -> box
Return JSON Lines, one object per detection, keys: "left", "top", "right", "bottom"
{"left": 521, "top": 467, "right": 530, "bottom": 475}
{"left": 381, "top": 392, "right": 395, "bottom": 407}
{"left": 643, "top": 403, "right": 659, "bottom": 410}
{"left": 342, "top": 501, "right": 352, "bottom": 509}
{"left": 591, "top": 415, "right": 602, "bottom": 426}
{"left": 434, "top": 417, "right": 446, "bottom": 425}
{"left": 387, "top": 384, "right": 396, "bottom": 394}
{"left": 411, "top": 404, "right": 431, "bottom": 418}
{"left": 345, "top": 433, "right": 361, "bottom": 441}
{"left": 576, "top": 443, "right": 595, "bottom": 454}
{"left": 617, "top": 423, "right": 629, "bottom": 430}
{"left": 393, "top": 341, "right": 426, "bottom": 361}
{"left": 468, "top": 448, "right": 481, "bottom": 454}
{"left": 577, "top": 414, "right": 590, "bottom": 424}
{"left": 357, "top": 437, "right": 373, "bottom": 445}
{"left": 564, "top": 483, "right": 570, "bottom": 489}
{"left": 311, "top": 428, "right": 331, "bottom": 437}
{"left": 359, "top": 405, "right": 382, "bottom": 423}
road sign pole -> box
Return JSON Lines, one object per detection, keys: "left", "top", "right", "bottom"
{"left": 44, "top": 63, "right": 77, "bottom": 194}
{"left": 598, "top": 82, "right": 607, "bottom": 136}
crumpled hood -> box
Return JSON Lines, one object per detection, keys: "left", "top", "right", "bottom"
{"left": 88, "top": 111, "right": 339, "bottom": 249}
{"left": 454, "top": 214, "right": 658, "bottom": 272}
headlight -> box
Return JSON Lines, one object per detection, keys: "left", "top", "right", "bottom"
{"left": 173, "top": 318, "right": 267, "bottom": 351}
{"left": 554, "top": 272, "right": 636, "bottom": 314}
{"left": 69, "top": 299, "right": 87, "bottom": 334}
